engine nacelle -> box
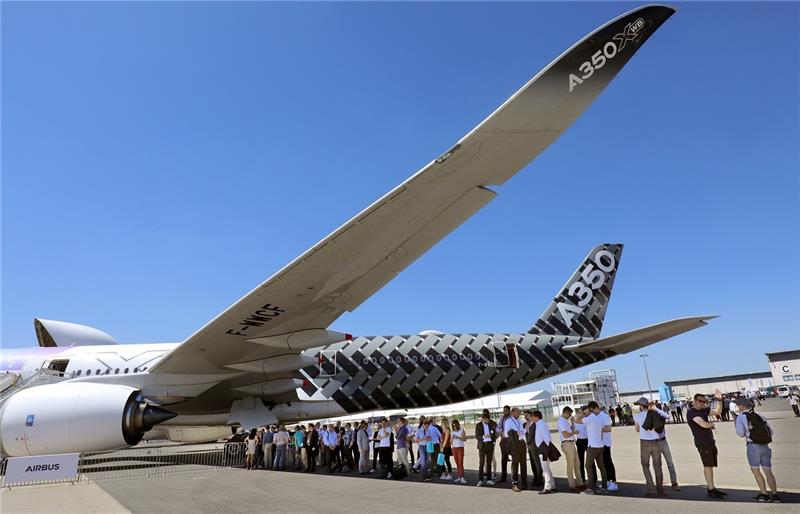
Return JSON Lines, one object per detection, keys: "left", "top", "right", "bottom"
{"left": 0, "top": 382, "right": 175, "bottom": 457}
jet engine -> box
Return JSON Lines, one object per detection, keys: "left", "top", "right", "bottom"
{"left": 0, "top": 382, "right": 175, "bottom": 457}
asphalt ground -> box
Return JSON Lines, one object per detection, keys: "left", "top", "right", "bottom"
{"left": 2, "top": 398, "right": 798, "bottom": 513}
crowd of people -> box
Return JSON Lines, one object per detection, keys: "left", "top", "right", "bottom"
{"left": 239, "top": 389, "right": 784, "bottom": 503}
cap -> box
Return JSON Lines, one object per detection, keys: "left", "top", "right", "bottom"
{"left": 636, "top": 397, "right": 651, "bottom": 407}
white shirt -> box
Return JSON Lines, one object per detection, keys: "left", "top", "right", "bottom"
{"left": 599, "top": 411, "right": 612, "bottom": 446}
{"left": 557, "top": 416, "right": 576, "bottom": 442}
{"left": 378, "top": 426, "right": 392, "bottom": 447}
{"left": 451, "top": 428, "right": 466, "bottom": 448}
{"left": 481, "top": 422, "right": 492, "bottom": 442}
{"left": 583, "top": 413, "right": 606, "bottom": 448}
{"left": 533, "top": 419, "right": 552, "bottom": 447}
{"left": 503, "top": 416, "right": 526, "bottom": 439}
{"left": 575, "top": 421, "right": 588, "bottom": 440}
{"left": 633, "top": 410, "right": 661, "bottom": 440}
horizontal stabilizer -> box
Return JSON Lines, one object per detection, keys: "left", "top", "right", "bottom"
{"left": 562, "top": 316, "right": 716, "bottom": 354}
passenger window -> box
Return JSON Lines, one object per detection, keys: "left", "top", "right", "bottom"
{"left": 114, "top": 368, "right": 120, "bottom": 374}
{"left": 96, "top": 369, "right": 101, "bottom": 375}
{"left": 76, "top": 370, "right": 82, "bottom": 376}
{"left": 87, "top": 369, "right": 92, "bottom": 376}
{"left": 124, "top": 368, "right": 129, "bottom": 374}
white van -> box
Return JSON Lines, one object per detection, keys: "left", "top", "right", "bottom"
{"left": 776, "top": 385, "right": 791, "bottom": 398}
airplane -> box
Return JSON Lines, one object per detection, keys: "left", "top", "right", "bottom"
{"left": 0, "top": 5, "right": 711, "bottom": 458}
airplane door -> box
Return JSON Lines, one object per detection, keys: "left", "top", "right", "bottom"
{"left": 491, "top": 341, "right": 519, "bottom": 369}
{"left": 319, "top": 350, "right": 338, "bottom": 377}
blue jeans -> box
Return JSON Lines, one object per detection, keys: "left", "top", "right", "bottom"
{"left": 418, "top": 449, "right": 429, "bottom": 480}
{"left": 273, "top": 444, "right": 287, "bottom": 470}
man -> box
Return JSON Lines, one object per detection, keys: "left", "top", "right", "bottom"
{"left": 395, "top": 417, "right": 411, "bottom": 474}
{"left": 272, "top": 425, "right": 290, "bottom": 470}
{"left": 687, "top": 390, "right": 726, "bottom": 499}
{"left": 475, "top": 409, "right": 497, "bottom": 486}
{"left": 415, "top": 418, "right": 440, "bottom": 482}
{"left": 574, "top": 406, "right": 590, "bottom": 484}
{"left": 304, "top": 424, "right": 318, "bottom": 472}
{"left": 496, "top": 405, "right": 511, "bottom": 483}
{"left": 524, "top": 411, "right": 543, "bottom": 487}
{"left": 503, "top": 407, "right": 527, "bottom": 492}
{"left": 356, "top": 421, "right": 371, "bottom": 474}
{"left": 262, "top": 425, "right": 275, "bottom": 470}
{"left": 293, "top": 425, "right": 305, "bottom": 470}
{"left": 376, "top": 418, "right": 394, "bottom": 478}
{"left": 601, "top": 408, "right": 618, "bottom": 492}
{"left": 669, "top": 401, "right": 679, "bottom": 424}
{"left": 558, "top": 406, "right": 583, "bottom": 491}
{"left": 676, "top": 400, "right": 685, "bottom": 423}
{"left": 531, "top": 410, "right": 555, "bottom": 494}
{"left": 655, "top": 412, "right": 680, "bottom": 492}
{"left": 722, "top": 396, "right": 731, "bottom": 422}
{"left": 633, "top": 397, "right": 666, "bottom": 497}
{"left": 579, "top": 401, "right": 610, "bottom": 495}
{"left": 789, "top": 392, "right": 800, "bottom": 417}
{"left": 734, "top": 397, "right": 780, "bottom": 502}
{"left": 341, "top": 423, "right": 355, "bottom": 472}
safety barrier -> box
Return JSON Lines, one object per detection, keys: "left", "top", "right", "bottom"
{"left": 1, "top": 441, "right": 247, "bottom": 488}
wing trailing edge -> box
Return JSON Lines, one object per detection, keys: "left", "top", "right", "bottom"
{"left": 562, "top": 316, "right": 717, "bottom": 354}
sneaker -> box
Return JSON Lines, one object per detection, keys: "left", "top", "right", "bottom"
{"left": 538, "top": 489, "right": 553, "bottom": 495}
{"left": 491, "top": 473, "right": 497, "bottom": 481}
{"left": 486, "top": 480, "right": 495, "bottom": 486}
{"left": 752, "top": 493, "right": 770, "bottom": 502}
{"left": 580, "top": 488, "right": 595, "bottom": 495}
{"left": 707, "top": 489, "right": 726, "bottom": 499}
{"left": 672, "top": 483, "right": 681, "bottom": 491}
{"left": 476, "top": 481, "right": 484, "bottom": 487}
{"left": 512, "top": 485, "right": 520, "bottom": 493}
{"left": 607, "top": 481, "right": 619, "bottom": 492}
{"left": 460, "top": 477, "right": 468, "bottom": 484}
{"left": 387, "top": 473, "right": 393, "bottom": 479}
{"left": 770, "top": 493, "right": 781, "bottom": 503}
{"left": 644, "top": 491, "right": 657, "bottom": 498}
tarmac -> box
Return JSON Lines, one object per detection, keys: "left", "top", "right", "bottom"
{"left": 1, "top": 398, "right": 798, "bottom": 513}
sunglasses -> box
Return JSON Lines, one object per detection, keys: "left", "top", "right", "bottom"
{"left": 695, "top": 399, "right": 708, "bottom": 404}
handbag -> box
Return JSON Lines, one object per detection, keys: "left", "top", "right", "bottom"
{"left": 437, "top": 452, "right": 445, "bottom": 466}
{"left": 426, "top": 441, "right": 435, "bottom": 454}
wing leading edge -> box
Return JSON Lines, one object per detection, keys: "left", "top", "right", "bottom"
{"left": 151, "top": 5, "right": 677, "bottom": 375}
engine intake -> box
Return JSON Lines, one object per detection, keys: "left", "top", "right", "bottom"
{"left": 0, "top": 382, "right": 175, "bottom": 457}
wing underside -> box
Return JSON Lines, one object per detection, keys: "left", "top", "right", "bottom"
{"left": 150, "top": 5, "right": 677, "bottom": 378}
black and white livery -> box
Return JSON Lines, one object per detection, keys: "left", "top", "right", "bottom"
{"left": 1, "top": 5, "right": 710, "bottom": 457}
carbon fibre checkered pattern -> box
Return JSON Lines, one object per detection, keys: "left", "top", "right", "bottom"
{"left": 295, "top": 334, "right": 615, "bottom": 414}
{"left": 529, "top": 244, "right": 623, "bottom": 338}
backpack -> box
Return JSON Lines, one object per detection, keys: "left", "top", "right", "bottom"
{"left": 746, "top": 411, "right": 772, "bottom": 445}
{"left": 392, "top": 463, "right": 408, "bottom": 480}
{"left": 642, "top": 410, "right": 666, "bottom": 433}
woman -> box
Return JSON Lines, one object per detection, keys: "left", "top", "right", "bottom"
{"left": 245, "top": 428, "right": 259, "bottom": 470}
{"left": 357, "top": 421, "right": 371, "bottom": 474}
{"left": 440, "top": 417, "right": 453, "bottom": 480}
{"left": 450, "top": 419, "right": 467, "bottom": 484}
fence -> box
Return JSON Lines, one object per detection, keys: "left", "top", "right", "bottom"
{"left": 0, "top": 441, "right": 247, "bottom": 488}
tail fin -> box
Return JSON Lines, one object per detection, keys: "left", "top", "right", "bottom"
{"left": 528, "top": 244, "right": 623, "bottom": 338}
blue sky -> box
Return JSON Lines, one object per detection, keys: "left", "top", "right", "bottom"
{"left": 2, "top": 2, "right": 798, "bottom": 393}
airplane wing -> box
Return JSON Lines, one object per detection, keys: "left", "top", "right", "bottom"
{"left": 562, "top": 316, "right": 717, "bottom": 354}
{"left": 150, "top": 5, "right": 676, "bottom": 376}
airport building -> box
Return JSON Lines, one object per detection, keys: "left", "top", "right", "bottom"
{"left": 665, "top": 371, "right": 773, "bottom": 399}
{"left": 618, "top": 389, "right": 659, "bottom": 405}
{"left": 550, "top": 369, "right": 619, "bottom": 415}
{"left": 766, "top": 349, "right": 800, "bottom": 385}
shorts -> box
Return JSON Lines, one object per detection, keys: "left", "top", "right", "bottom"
{"left": 695, "top": 442, "right": 718, "bottom": 467}
{"left": 746, "top": 443, "right": 772, "bottom": 468}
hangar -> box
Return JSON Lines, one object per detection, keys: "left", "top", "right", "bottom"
{"left": 766, "top": 349, "right": 800, "bottom": 386}
{"left": 665, "top": 371, "right": 773, "bottom": 399}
